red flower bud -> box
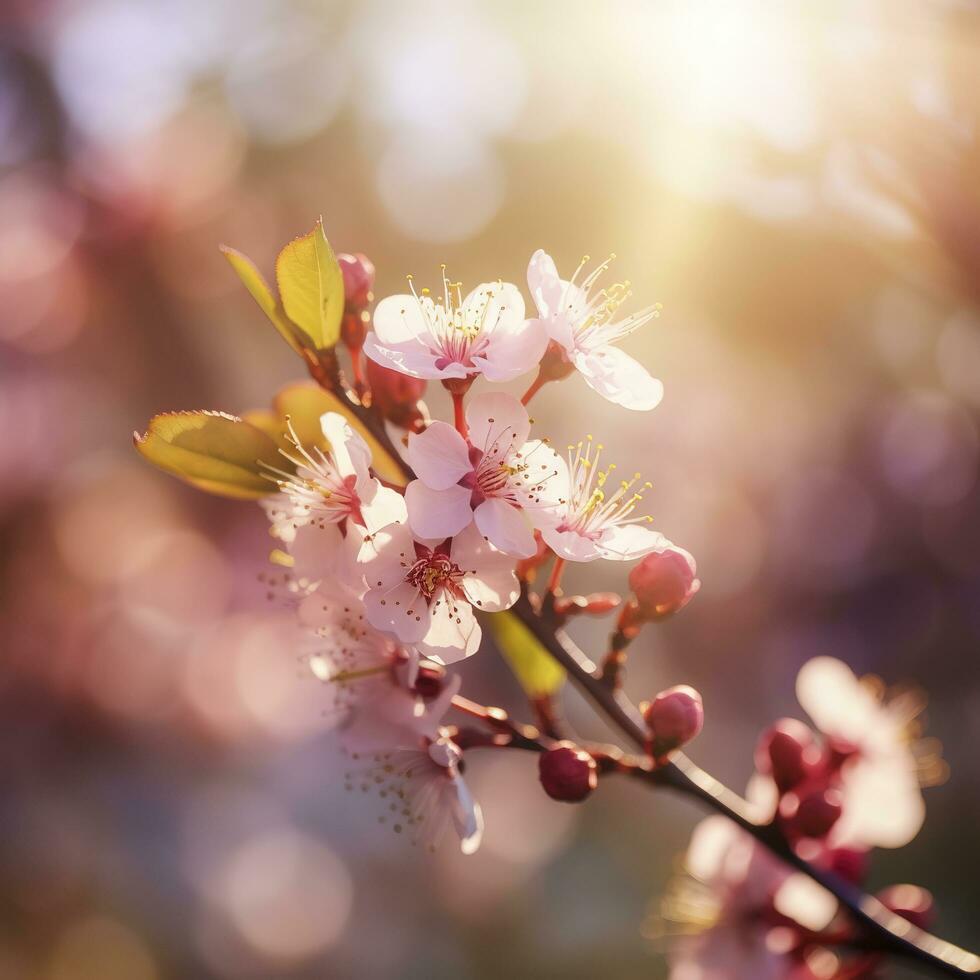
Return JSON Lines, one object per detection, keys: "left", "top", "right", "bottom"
{"left": 413, "top": 662, "right": 446, "bottom": 700}
{"left": 539, "top": 742, "right": 598, "bottom": 802}
{"left": 825, "top": 846, "right": 869, "bottom": 886}
{"left": 877, "top": 884, "right": 935, "bottom": 930}
{"left": 643, "top": 685, "right": 704, "bottom": 755}
{"left": 784, "top": 787, "right": 843, "bottom": 839}
{"left": 627, "top": 546, "right": 700, "bottom": 623}
{"left": 366, "top": 358, "right": 427, "bottom": 425}
{"left": 755, "top": 718, "right": 822, "bottom": 793}
{"left": 338, "top": 252, "right": 375, "bottom": 312}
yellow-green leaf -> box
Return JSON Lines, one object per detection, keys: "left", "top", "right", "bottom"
{"left": 274, "top": 218, "right": 344, "bottom": 350}
{"left": 488, "top": 611, "right": 566, "bottom": 697}
{"left": 133, "top": 411, "right": 282, "bottom": 500}
{"left": 220, "top": 245, "right": 305, "bottom": 356}
{"left": 272, "top": 381, "right": 407, "bottom": 487}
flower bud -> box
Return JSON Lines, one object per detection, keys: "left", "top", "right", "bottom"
{"left": 366, "top": 358, "right": 427, "bottom": 425}
{"left": 413, "top": 662, "right": 446, "bottom": 700}
{"left": 755, "top": 718, "right": 821, "bottom": 793}
{"left": 825, "top": 846, "right": 869, "bottom": 885}
{"left": 785, "top": 787, "right": 843, "bottom": 839}
{"left": 878, "top": 884, "right": 935, "bottom": 930}
{"left": 627, "top": 546, "right": 700, "bottom": 624}
{"left": 643, "top": 685, "right": 703, "bottom": 755}
{"left": 338, "top": 252, "right": 375, "bottom": 312}
{"left": 538, "top": 741, "right": 598, "bottom": 802}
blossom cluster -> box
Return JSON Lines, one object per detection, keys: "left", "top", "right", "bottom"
{"left": 260, "top": 249, "right": 671, "bottom": 852}
{"left": 665, "top": 656, "right": 943, "bottom": 979}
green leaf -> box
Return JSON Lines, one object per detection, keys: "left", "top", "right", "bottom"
{"left": 133, "top": 411, "right": 283, "bottom": 500}
{"left": 489, "top": 611, "right": 566, "bottom": 697}
{"left": 272, "top": 381, "right": 407, "bottom": 487}
{"left": 220, "top": 245, "right": 306, "bottom": 355}
{"left": 274, "top": 218, "right": 344, "bottom": 350}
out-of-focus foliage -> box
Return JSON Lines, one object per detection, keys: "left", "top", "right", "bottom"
{"left": 489, "top": 610, "right": 566, "bottom": 698}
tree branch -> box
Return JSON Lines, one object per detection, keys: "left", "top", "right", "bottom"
{"left": 510, "top": 592, "right": 980, "bottom": 979}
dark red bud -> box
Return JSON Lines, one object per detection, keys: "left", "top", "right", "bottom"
{"left": 413, "top": 663, "right": 446, "bottom": 700}
{"left": 825, "top": 846, "right": 870, "bottom": 886}
{"left": 366, "top": 358, "right": 427, "bottom": 424}
{"left": 755, "top": 718, "right": 822, "bottom": 793}
{"left": 878, "top": 884, "right": 935, "bottom": 930}
{"left": 644, "top": 685, "right": 704, "bottom": 755}
{"left": 539, "top": 741, "right": 598, "bottom": 802}
{"left": 785, "top": 787, "right": 843, "bottom": 839}
{"left": 628, "top": 546, "right": 700, "bottom": 623}
{"left": 338, "top": 252, "right": 375, "bottom": 312}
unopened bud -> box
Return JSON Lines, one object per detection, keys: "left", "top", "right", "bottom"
{"left": 338, "top": 252, "right": 375, "bottom": 312}
{"left": 878, "top": 884, "right": 935, "bottom": 930}
{"left": 644, "top": 685, "right": 703, "bottom": 755}
{"left": 784, "top": 787, "right": 843, "bottom": 839}
{"left": 628, "top": 546, "right": 700, "bottom": 623}
{"left": 826, "top": 846, "right": 869, "bottom": 885}
{"left": 367, "top": 358, "right": 427, "bottom": 425}
{"left": 413, "top": 663, "right": 446, "bottom": 700}
{"left": 755, "top": 718, "right": 822, "bottom": 793}
{"left": 539, "top": 741, "right": 598, "bottom": 802}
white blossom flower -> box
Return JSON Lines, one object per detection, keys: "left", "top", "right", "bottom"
{"left": 349, "top": 734, "right": 483, "bottom": 855}
{"left": 262, "top": 411, "right": 407, "bottom": 585}
{"left": 363, "top": 269, "right": 547, "bottom": 384}
{"left": 796, "top": 657, "right": 930, "bottom": 849}
{"left": 666, "top": 816, "right": 836, "bottom": 980}
{"left": 527, "top": 249, "right": 663, "bottom": 411}
{"left": 361, "top": 521, "right": 519, "bottom": 663}
{"left": 539, "top": 435, "right": 667, "bottom": 561}
{"left": 404, "top": 391, "right": 564, "bottom": 557}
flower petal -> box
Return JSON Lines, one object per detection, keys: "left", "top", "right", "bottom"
{"left": 474, "top": 498, "right": 536, "bottom": 558}
{"left": 407, "top": 421, "right": 471, "bottom": 490}
{"left": 595, "top": 523, "right": 667, "bottom": 561}
{"left": 363, "top": 580, "right": 429, "bottom": 644}
{"left": 363, "top": 334, "right": 446, "bottom": 380}
{"left": 452, "top": 776, "right": 484, "bottom": 855}
{"left": 475, "top": 317, "right": 548, "bottom": 383}
{"left": 320, "top": 411, "right": 371, "bottom": 481}
{"left": 541, "top": 526, "right": 601, "bottom": 562}
{"left": 418, "top": 590, "right": 482, "bottom": 664}
{"left": 358, "top": 482, "right": 408, "bottom": 536}
{"left": 575, "top": 346, "right": 664, "bottom": 411}
{"left": 526, "top": 249, "right": 562, "bottom": 318}
{"left": 461, "top": 280, "right": 525, "bottom": 331}
{"left": 405, "top": 481, "right": 473, "bottom": 540}
{"left": 372, "top": 294, "right": 429, "bottom": 344}
{"left": 453, "top": 523, "right": 519, "bottom": 612}
{"left": 465, "top": 391, "right": 531, "bottom": 453}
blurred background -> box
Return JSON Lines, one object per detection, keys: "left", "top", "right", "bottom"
{"left": 2, "top": 0, "right": 979, "bottom": 976}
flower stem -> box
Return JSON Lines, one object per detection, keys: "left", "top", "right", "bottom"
{"left": 510, "top": 591, "right": 980, "bottom": 979}
{"left": 452, "top": 390, "right": 468, "bottom": 438}
{"left": 521, "top": 371, "right": 549, "bottom": 406}
{"left": 546, "top": 557, "right": 566, "bottom": 597}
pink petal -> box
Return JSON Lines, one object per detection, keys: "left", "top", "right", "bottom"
{"left": 363, "top": 334, "right": 446, "bottom": 380}
{"left": 320, "top": 411, "right": 371, "bottom": 481}
{"left": 372, "top": 294, "right": 429, "bottom": 344}
{"left": 460, "top": 281, "right": 525, "bottom": 331}
{"left": 453, "top": 523, "right": 519, "bottom": 612}
{"left": 418, "top": 590, "right": 482, "bottom": 664}
{"left": 452, "top": 776, "right": 484, "bottom": 854}
{"left": 406, "top": 421, "right": 471, "bottom": 490}
{"left": 575, "top": 346, "right": 664, "bottom": 411}
{"left": 474, "top": 497, "right": 536, "bottom": 558}
{"left": 465, "top": 391, "right": 530, "bottom": 453}
{"left": 358, "top": 482, "right": 408, "bottom": 536}
{"left": 595, "top": 524, "right": 667, "bottom": 561}
{"left": 526, "top": 249, "right": 563, "bottom": 318}
{"left": 475, "top": 317, "right": 548, "bottom": 383}
{"left": 541, "top": 526, "right": 601, "bottom": 562}
{"left": 363, "top": 580, "right": 429, "bottom": 644}
{"left": 405, "top": 481, "right": 473, "bottom": 539}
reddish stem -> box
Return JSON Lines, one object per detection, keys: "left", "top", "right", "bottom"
{"left": 546, "top": 557, "right": 566, "bottom": 597}
{"left": 521, "top": 371, "right": 549, "bottom": 406}
{"left": 452, "top": 390, "right": 468, "bottom": 438}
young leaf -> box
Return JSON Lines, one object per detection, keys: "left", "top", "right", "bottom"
{"left": 219, "top": 245, "right": 305, "bottom": 355}
{"left": 274, "top": 218, "right": 344, "bottom": 350}
{"left": 488, "top": 611, "right": 566, "bottom": 697}
{"left": 134, "top": 411, "right": 282, "bottom": 500}
{"left": 272, "top": 381, "right": 407, "bottom": 487}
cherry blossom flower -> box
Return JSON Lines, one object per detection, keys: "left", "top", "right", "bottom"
{"left": 527, "top": 249, "right": 664, "bottom": 411}
{"left": 350, "top": 734, "right": 483, "bottom": 854}
{"left": 404, "top": 391, "right": 564, "bottom": 558}
{"left": 362, "top": 522, "right": 519, "bottom": 663}
{"left": 539, "top": 435, "right": 668, "bottom": 561}
{"left": 666, "top": 816, "right": 836, "bottom": 980}
{"left": 796, "top": 657, "right": 930, "bottom": 849}
{"left": 296, "top": 586, "right": 429, "bottom": 753}
{"left": 363, "top": 269, "right": 546, "bottom": 384}
{"left": 262, "top": 411, "right": 407, "bottom": 584}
